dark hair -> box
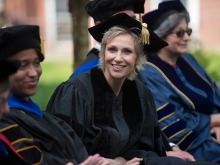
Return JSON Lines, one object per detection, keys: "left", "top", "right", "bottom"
{"left": 0, "top": 78, "right": 11, "bottom": 93}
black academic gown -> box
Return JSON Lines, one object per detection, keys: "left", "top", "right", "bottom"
{"left": 46, "top": 67, "right": 189, "bottom": 165}
{"left": 0, "top": 133, "right": 29, "bottom": 165}
{"left": 0, "top": 110, "right": 88, "bottom": 165}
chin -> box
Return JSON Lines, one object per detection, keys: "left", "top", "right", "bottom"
{"left": 27, "top": 89, "right": 37, "bottom": 97}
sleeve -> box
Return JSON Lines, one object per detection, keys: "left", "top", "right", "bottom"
{"left": 140, "top": 64, "right": 211, "bottom": 151}
{"left": 121, "top": 86, "right": 166, "bottom": 162}
{"left": 46, "top": 78, "right": 91, "bottom": 139}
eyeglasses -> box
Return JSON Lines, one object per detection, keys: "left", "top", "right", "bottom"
{"left": 170, "top": 28, "right": 192, "bottom": 38}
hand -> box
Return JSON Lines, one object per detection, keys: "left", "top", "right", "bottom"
{"left": 211, "top": 126, "right": 220, "bottom": 141}
{"left": 66, "top": 154, "right": 103, "bottom": 165}
{"left": 210, "top": 114, "right": 220, "bottom": 127}
{"left": 124, "top": 158, "right": 143, "bottom": 165}
{"left": 166, "top": 147, "right": 195, "bottom": 161}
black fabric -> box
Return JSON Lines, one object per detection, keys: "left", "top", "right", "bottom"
{"left": 88, "top": 13, "right": 168, "bottom": 53}
{"left": 142, "top": 0, "right": 186, "bottom": 30}
{"left": 46, "top": 68, "right": 194, "bottom": 165}
{"left": 85, "top": 0, "right": 145, "bottom": 22}
{"left": 0, "top": 58, "right": 20, "bottom": 79}
{"left": 0, "top": 109, "right": 88, "bottom": 165}
{"left": 0, "top": 25, "right": 44, "bottom": 61}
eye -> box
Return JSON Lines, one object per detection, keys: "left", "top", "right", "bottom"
{"left": 20, "top": 63, "right": 27, "bottom": 68}
{"left": 123, "top": 49, "right": 132, "bottom": 54}
{"left": 107, "top": 47, "right": 117, "bottom": 53}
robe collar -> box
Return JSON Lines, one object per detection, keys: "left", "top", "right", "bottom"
{"left": 147, "top": 53, "right": 214, "bottom": 113}
{"left": 90, "top": 67, "right": 143, "bottom": 156}
{"left": 8, "top": 95, "right": 42, "bottom": 117}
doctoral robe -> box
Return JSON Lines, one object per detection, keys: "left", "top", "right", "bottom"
{"left": 46, "top": 67, "right": 189, "bottom": 165}
{"left": 140, "top": 53, "right": 220, "bottom": 163}
{"left": 0, "top": 96, "right": 88, "bottom": 165}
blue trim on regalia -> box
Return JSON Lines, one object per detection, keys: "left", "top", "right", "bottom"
{"left": 0, "top": 140, "right": 7, "bottom": 157}
{"left": 157, "top": 103, "right": 175, "bottom": 121}
{"left": 163, "top": 119, "right": 186, "bottom": 138}
{"left": 178, "top": 131, "right": 198, "bottom": 151}
{"left": 71, "top": 60, "right": 99, "bottom": 77}
{"left": 8, "top": 95, "right": 42, "bottom": 117}
{"left": 147, "top": 53, "right": 214, "bottom": 114}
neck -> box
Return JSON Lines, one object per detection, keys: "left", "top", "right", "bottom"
{"left": 157, "top": 49, "right": 180, "bottom": 66}
{"left": 106, "top": 77, "right": 125, "bottom": 96}
{"left": 12, "top": 94, "right": 29, "bottom": 101}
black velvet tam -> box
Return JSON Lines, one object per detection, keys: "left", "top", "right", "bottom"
{"left": 85, "top": 0, "right": 145, "bottom": 22}
{"left": 88, "top": 13, "right": 168, "bottom": 53}
{"left": 142, "top": 0, "right": 186, "bottom": 30}
{"left": 0, "top": 25, "right": 44, "bottom": 61}
{"left": 0, "top": 58, "right": 20, "bottom": 79}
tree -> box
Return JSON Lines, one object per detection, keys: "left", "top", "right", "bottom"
{"left": 68, "top": 0, "right": 89, "bottom": 71}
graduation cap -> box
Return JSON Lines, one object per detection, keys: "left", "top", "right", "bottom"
{"left": 0, "top": 58, "right": 20, "bottom": 79}
{"left": 142, "top": 0, "right": 187, "bottom": 30}
{"left": 88, "top": 13, "right": 168, "bottom": 53}
{"left": 0, "top": 25, "right": 45, "bottom": 62}
{"left": 85, "top": 0, "right": 145, "bottom": 22}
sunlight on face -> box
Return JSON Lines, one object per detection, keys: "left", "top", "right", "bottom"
{"left": 104, "top": 33, "right": 137, "bottom": 83}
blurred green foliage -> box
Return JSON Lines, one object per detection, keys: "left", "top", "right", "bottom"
{"left": 31, "top": 61, "right": 73, "bottom": 110}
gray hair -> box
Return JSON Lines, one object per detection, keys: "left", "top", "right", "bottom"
{"left": 99, "top": 26, "right": 146, "bottom": 80}
{"left": 154, "top": 11, "right": 190, "bottom": 38}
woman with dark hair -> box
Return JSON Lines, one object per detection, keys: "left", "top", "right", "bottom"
{"left": 0, "top": 25, "right": 102, "bottom": 165}
{"left": 140, "top": 0, "right": 220, "bottom": 163}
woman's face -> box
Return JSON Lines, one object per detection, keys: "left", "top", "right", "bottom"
{"left": 9, "top": 49, "right": 42, "bottom": 100}
{"left": 0, "top": 89, "right": 10, "bottom": 120}
{"left": 103, "top": 33, "right": 137, "bottom": 82}
{"left": 163, "top": 19, "right": 190, "bottom": 55}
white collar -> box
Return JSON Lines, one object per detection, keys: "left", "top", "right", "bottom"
{"left": 94, "top": 42, "right": 101, "bottom": 50}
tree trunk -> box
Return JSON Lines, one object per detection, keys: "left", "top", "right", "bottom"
{"left": 69, "top": 0, "right": 89, "bottom": 71}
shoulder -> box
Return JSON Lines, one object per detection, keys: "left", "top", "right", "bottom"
{"left": 134, "top": 78, "right": 154, "bottom": 100}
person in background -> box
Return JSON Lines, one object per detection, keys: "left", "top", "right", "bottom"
{"left": 140, "top": 0, "right": 220, "bottom": 163}
{"left": 0, "top": 25, "right": 102, "bottom": 165}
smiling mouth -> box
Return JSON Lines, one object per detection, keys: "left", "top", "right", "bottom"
{"left": 112, "top": 64, "right": 126, "bottom": 69}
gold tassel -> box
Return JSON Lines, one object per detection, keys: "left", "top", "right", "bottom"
{"left": 139, "top": 23, "right": 150, "bottom": 45}
{"left": 40, "top": 36, "right": 45, "bottom": 55}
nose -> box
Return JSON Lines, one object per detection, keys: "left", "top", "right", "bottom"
{"left": 183, "top": 32, "right": 190, "bottom": 41}
{"left": 28, "top": 65, "right": 38, "bottom": 77}
{"left": 114, "top": 52, "right": 123, "bottom": 62}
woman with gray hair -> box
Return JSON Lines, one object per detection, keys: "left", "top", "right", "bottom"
{"left": 46, "top": 13, "right": 194, "bottom": 165}
{"left": 140, "top": 0, "right": 220, "bottom": 163}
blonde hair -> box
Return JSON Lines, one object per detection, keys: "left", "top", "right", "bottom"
{"left": 99, "top": 26, "right": 146, "bottom": 80}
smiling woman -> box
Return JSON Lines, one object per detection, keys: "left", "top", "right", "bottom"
{"left": 140, "top": 0, "right": 220, "bottom": 163}
{"left": 9, "top": 49, "right": 42, "bottom": 100}
{"left": 0, "top": 25, "right": 102, "bottom": 165}
{"left": 46, "top": 13, "right": 191, "bottom": 165}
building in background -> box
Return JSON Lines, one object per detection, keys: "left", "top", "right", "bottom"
{"left": 0, "top": 0, "right": 219, "bottom": 61}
